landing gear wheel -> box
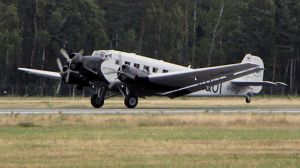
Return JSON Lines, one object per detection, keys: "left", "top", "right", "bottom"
{"left": 91, "top": 94, "right": 104, "bottom": 108}
{"left": 245, "top": 95, "right": 251, "bottom": 104}
{"left": 124, "top": 94, "right": 138, "bottom": 108}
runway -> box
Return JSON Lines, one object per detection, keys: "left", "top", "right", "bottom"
{"left": 1, "top": 107, "right": 300, "bottom": 115}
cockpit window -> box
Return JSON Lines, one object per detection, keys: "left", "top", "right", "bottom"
{"left": 125, "top": 61, "right": 131, "bottom": 65}
{"left": 99, "top": 52, "right": 105, "bottom": 57}
{"left": 96, "top": 52, "right": 112, "bottom": 60}
{"left": 104, "top": 54, "right": 112, "bottom": 59}
{"left": 93, "top": 52, "right": 100, "bottom": 57}
{"left": 115, "top": 59, "right": 120, "bottom": 65}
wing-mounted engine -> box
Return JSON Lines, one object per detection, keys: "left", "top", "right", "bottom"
{"left": 117, "top": 65, "right": 149, "bottom": 84}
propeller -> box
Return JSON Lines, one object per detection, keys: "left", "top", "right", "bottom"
{"left": 78, "top": 49, "right": 84, "bottom": 55}
{"left": 56, "top": 58, "right": 63, "bottom": 94}
{"left": 60, "top": 49, "right": 71, "bottom": 62}
{"left": 56, "top": 48, "right": 84, "bottom": 94}
{"left": 56, "top": 58, "right": 63, "bottom": 72}
{"left": 60, "top": 49, "right": 72, "bottom": 83}
{"left": 56, "top": 79, "right": 62, "bottom": 94}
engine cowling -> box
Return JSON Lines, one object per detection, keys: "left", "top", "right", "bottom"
{"left": 117, "top": 65, "right": 149, "bottom": 83}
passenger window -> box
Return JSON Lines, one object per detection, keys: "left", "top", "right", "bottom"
{"left": 163, "top": 69, "right": 169, "bottom": 73}
{"left": 125, "top": 61, "right": 130, "bottom": 65}
{"left": 153, "top": 67, "right": 158, "bottom": 73}
{"left": 134, "top": 63, "right": 140, "bottom": 69}
{"left": 115, "top": 60, "right": 120, "bottom": 65}
{"left": 144, "top": 66, "right": 150, "bottom": 72}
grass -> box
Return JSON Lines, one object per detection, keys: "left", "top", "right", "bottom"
{"left": 0, "top": 113, "right": 300, "bottom": 167}
{"left": 0, "top": 96, "right": 299, "bottom": 108}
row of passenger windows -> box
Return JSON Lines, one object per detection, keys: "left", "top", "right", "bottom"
{"left": 116, "top": 60, "right": 169, "bottom": 73}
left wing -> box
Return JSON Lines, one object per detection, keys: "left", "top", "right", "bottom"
{"left": 18, "top": 68, "right": 61, "bottom": 79}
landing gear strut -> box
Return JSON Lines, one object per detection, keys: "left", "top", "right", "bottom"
{"left": 245, "top": 93, "right": 252, "bottom": 104}
{"left": 91, "top": 87, "right": 106, "bottom": 108}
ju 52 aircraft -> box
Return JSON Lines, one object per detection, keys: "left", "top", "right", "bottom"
{"left": 18, "top": 49, "right": 286, "bottom": 108}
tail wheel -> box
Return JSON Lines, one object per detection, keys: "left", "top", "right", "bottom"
{"left": 245, "top": 95, "right": 251, "bottom": 104}
{"left": 124, "top": 94, "right": 138, "bottom": 108}
{"left": 91, "top": 94, "right": 104, "bottom": 108}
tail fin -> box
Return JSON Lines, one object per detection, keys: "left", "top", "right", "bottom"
{"left": 232, "top": 54, "right": 264, "bottom": 94}
{"left": 232, "top": 54, "right": 287, "bottom": 95}
{"left": 240, "top": 54, "right": 264, "bottom": 82}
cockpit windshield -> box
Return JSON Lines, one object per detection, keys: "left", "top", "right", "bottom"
{"left": 92, "top": 51, "right": 112, "bottom": 60}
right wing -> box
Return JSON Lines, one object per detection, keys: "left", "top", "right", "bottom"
{"left": 18, "top": 68, "right": 61, "bottom": 80}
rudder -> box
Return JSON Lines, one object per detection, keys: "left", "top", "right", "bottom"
{"left": 234, "top": 54, "right": 264, "bottom": 94}
{"left": 240, "top": 54, "right": 264, "bottom": 83}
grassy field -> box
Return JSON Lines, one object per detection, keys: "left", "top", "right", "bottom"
{"left": 0, "top": 96, "right": 299, "bottom": 108}
{"left": 1, "top": 113, "right": 300, "bottom": 168}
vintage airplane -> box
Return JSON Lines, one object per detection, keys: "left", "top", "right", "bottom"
{"left": 18, "top": 50, "right": 286, "bottom": 108}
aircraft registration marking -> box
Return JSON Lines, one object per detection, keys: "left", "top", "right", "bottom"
{"left": 205, "top": 83, "right": 222, "bottom": 94}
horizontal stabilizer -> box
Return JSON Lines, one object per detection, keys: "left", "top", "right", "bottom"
{"left": 18, "top": 68, "right": 61, "bottom": 79}
{"left": 275, "top": 82, "right": 288, "bottom": 87}
{"left": 231, "top": 81, "right": 287, "bottom": 87}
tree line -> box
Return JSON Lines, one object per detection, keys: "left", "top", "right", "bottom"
{"left": 0, "top": 0, "right": 299, "bottom": 96}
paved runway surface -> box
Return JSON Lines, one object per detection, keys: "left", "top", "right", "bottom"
{"left": 1, "top": 108, "right": 300, "bottom": 115}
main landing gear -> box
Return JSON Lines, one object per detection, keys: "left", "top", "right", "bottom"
{"left": 90, "top": 86, "right": 138, "bottom": 109}
{"left": 119, "top": 87, "right": 138, "bottom": 108}
{"left": 124, "top": 94, "right": 138, "bottom": 108}
{"left": 91, "top": 86, "right": 106, "bottom": 108}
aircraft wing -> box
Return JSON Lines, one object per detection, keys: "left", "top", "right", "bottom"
{"left": 149, "top": 63, "right": 259, "bottom": 88}
{"left": 18, "top": 68, "right": 61, "bottom": 80}
{"left": 161, "top": 67, "right": 263, "bottom": 98}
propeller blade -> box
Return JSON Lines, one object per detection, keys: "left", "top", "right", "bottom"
{"left": 60, "top": 49, "right": 70, "bottom": 60}
{"left": 56, "top": 58, "right": 63, "bottom": 72}
{"left": 78, "top": 49, "right": 84, "bottom": 55}
{"left": 66, "top": 69, "right": 70, "bottom": 83}
{"left": 56, "top": 80, "right": 62, "bottom": 94}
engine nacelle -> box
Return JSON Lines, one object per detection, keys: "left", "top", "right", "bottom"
{"left": 118, "top": 65, "right": 149, "bottom": 82}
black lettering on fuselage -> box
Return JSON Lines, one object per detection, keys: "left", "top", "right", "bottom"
{"left": 205, "top": 83, "right": 222, "bottom": 94}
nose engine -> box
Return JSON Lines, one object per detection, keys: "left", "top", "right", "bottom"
{"left": 61, "top": 52, "right": 89, "bottom": 86}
